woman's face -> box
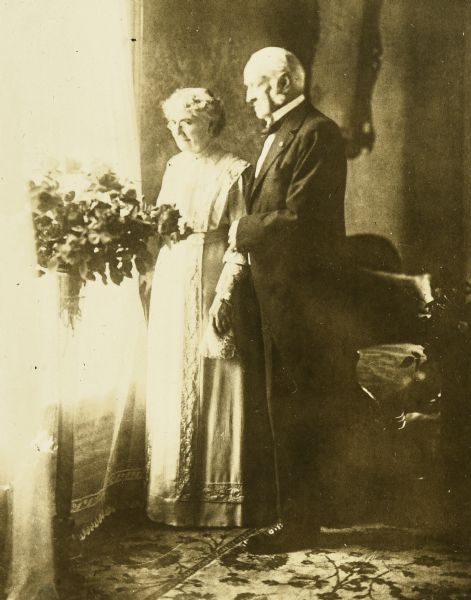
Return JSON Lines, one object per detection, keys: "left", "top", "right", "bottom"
{"left": 166, "top": 107, "right": 213, "bottom": 153}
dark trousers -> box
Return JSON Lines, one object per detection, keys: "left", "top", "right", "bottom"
{"left": 268, "top": 331, "right": 365, "bottom": 529}
{"left": 269, "top": 343, "right": 322, "bottom": 529}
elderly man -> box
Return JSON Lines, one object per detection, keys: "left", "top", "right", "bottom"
{"left": 229, "top": 47, "right": 348, "bottom": 553}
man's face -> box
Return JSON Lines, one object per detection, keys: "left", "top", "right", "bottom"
{"left": 244, "top": 69, "right": 281, "bottom": 122}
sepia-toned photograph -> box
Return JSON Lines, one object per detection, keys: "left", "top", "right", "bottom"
{"left": 1, "top": 0, "right": 471, "bottom": 598}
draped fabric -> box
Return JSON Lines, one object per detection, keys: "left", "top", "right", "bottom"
{"left": 68, "top": 279, "right": 147, "bottom": 539}
{"left": 0, "top": 0, "right": 143, "bottom": 597}
{"left": 0, "top": 210, "right": 60, "bottom": 600}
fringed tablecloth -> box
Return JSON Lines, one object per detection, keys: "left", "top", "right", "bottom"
{"left": 58, "top": 277, "right": 147, "bottom": 539}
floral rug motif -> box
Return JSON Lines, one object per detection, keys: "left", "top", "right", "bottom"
{"left": 59, "top": 512, "right": 471, "bottom": 600}
{"left": 62, "top": 511, "right": 250, "bottom": 599}
{"left": 162, "top": 532, "right": 471, "bottom": 599}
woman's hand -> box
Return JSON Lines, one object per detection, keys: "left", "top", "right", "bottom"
{"left": 209, "top": 296, "right": 232, "bottom": 336}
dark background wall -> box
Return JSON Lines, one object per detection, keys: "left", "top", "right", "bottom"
{"left": 140, "top": 0, "right": 468, "bottom": 284}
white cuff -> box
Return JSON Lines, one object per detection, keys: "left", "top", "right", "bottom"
{"left": 223, "top": 248, "right": 247, "bottom": 266}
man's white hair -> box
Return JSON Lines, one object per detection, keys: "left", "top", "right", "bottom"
{"left": 244, "top": 47, "right": 306, "bottom": 94}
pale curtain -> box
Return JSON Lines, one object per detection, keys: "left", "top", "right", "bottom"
{"left": 0, "top": 1, "right": 143, "bottom": 598}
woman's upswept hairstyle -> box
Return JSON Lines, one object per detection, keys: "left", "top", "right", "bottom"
{"left": 162, "top": 88, "right": 226, "bottom": 136}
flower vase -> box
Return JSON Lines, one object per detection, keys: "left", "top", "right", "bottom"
{"left": 57, "top": 271, "right": 83, "bottom": 330}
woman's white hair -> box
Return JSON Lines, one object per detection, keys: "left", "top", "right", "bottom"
{"left": 244, "top": 47, "right": 306, "bottom": 94}
{"left": 161, "top": 88, "right": 225, "bottom": 136}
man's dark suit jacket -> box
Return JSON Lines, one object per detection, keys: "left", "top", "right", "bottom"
{"left": 236, "top": 100, "right": 348, "bottom": 397}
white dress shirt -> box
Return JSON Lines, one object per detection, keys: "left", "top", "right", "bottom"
{"left": 228, "top": 94, "right": 306, "bottom": 250}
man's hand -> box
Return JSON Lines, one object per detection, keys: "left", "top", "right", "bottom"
{"left": 209, "top": 296, "right": 232, "bottom": 336}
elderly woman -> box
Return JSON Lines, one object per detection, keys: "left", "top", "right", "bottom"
{"left": 146, "top": 88, "right": 276, "bottom": 527}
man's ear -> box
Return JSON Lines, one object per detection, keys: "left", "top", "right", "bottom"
{"left": 277, "top": 73, "right": 291, "bottom": 95}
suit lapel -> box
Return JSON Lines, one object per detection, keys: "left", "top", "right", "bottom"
{"left": 245, "top": 167, "right": 256, "bottom": 210}
{"left": 250, "top": 101, "right": 310, "bottom": 200}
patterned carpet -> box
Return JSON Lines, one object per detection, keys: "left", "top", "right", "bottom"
{"left": 56, "top": 510, "right": 471, "bottom": 600}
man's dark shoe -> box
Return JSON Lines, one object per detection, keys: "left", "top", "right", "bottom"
{"left": 243, "top": 521, "right": 320, "bottom": 554}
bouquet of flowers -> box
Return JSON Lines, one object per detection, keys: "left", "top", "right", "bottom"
{"left": 30, "top": 167, "right": 190, "bottom": 326}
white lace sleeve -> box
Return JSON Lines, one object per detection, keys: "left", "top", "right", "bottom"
{"left": 215, "top": 262, "right": 246, "bottom": 302}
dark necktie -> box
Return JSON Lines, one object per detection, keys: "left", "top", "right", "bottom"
{"left": 261, "top": 118, "right": 282, "bottom": 137}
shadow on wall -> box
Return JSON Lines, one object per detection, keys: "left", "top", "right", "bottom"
{"left": 342, "top": 0, "right": 383, "bottom": 159}
{"left": 310, "top": 0, "right": 383, "bottom": 161}
{"left": 140, "top": 0, "right": 320, "bottom": 203}
{"left": 330, "top": 0, "right": 467, "bottom": 283}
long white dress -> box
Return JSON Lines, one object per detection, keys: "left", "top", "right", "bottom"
{"left": 146, "top": 144, "right": 276, "bottom": 527}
